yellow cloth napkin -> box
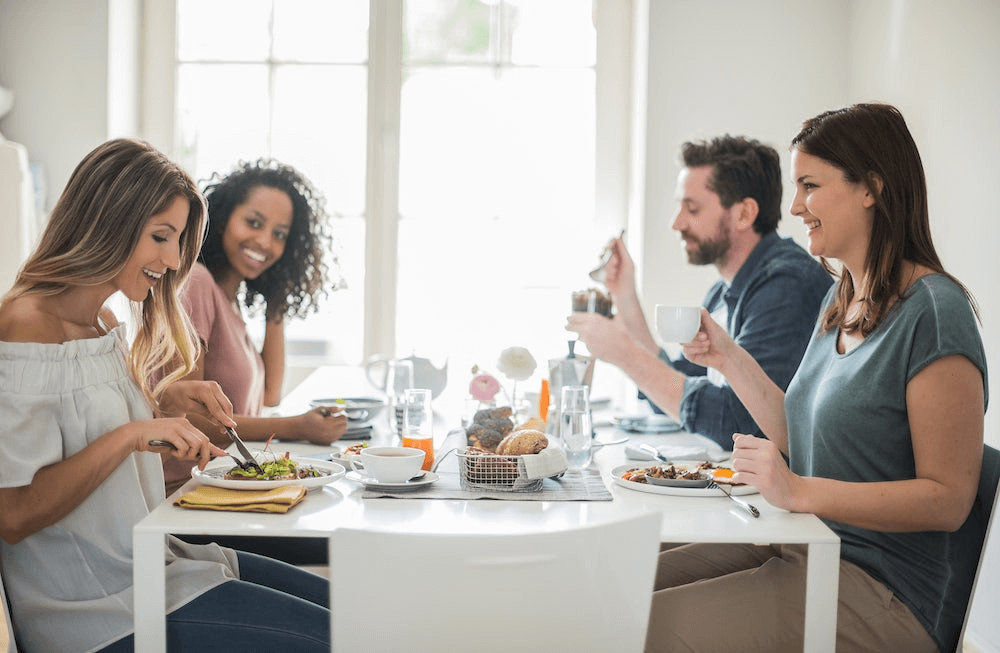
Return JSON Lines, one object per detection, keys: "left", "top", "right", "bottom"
{"left": 174, "top": 484, "right": 307, "bottom": 513}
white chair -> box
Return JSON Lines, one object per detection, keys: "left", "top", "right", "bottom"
{"left": 954, "top": 444, "right": 1000, "bottom": 652}
{"left": 329, "top": 511, "right": 662, "bottom": 653}
{"left": 0, "top": 567, "right": 18, "bottom": 653}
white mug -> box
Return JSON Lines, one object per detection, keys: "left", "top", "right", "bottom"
{"left": 350, "top": 446, "right": 425, "bottom": 483}
{"left": 655, "top": 305, "right": 701, "bottom": 343}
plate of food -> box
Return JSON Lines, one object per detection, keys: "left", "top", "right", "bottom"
{"left": 610, "top": 462, "right": 758, "bottom": 497}
{"left": 192, "top": 453, "right": 346, "bottom": 491}
{"left": 309, "top": 396, "right": 387, "bottom": 423}
{"left": 330, "top": 442, "right": 369, "bottom": 466}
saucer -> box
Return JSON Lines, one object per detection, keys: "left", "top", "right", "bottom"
{"left": 346, "top": 470, "right": 439, "bottom": 491}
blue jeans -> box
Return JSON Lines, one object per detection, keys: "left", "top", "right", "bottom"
{"left": 98, "top": 551, "right": 330, "bottom": 652}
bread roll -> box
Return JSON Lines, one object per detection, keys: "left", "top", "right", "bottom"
{"left": 514, "top": 416, "right": 545, "bottom": 433}
{"left": 495, "top": 429, "right": 548, "bottom": 456}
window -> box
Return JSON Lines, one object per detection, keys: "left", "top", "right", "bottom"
{"left": 145, "top": 0, "right": 632, "bottom": 399}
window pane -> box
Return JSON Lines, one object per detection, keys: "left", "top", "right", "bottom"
{"left": 397, "top": 64, "right": 599, "bottom": 373}
{"left": 510, "top": 1, "right": 595, "bottom": 66}
{"left": 281, "top": 216, "right": 366, "bottom": 365}
{"left": 271, "top": 65, "right": 368, "bottom": 215}
{"left": 176, "top": 63, "right": 271, "bottom": 182}
{"left": 177, "top": 0, "right": 272, "bottom": 61}
{"left": 273, "top": 0, "right": 370, "bottom": 63}
{"left": 404, "top": 0, "right": 493, "bottom": 64}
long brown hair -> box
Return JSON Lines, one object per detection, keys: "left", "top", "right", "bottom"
{"left": 5, "top": 138, "right": 207, "bottom": 406}
{"left": 791, "top": 103, "right": 977, "bottom": 335}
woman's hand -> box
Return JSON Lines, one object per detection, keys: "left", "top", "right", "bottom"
{"left": 134, "top": 417, "right": 228, "bottom": 471}
{"left": 731, "top": 433, "right": 802, "bottom": 511}
{"left": 295, "top": 407, "right": 349, "bottom": 445}
{"left": 681, "top": 309, "right": 737, "bottom": 372}
{"left": 159, "top": 380, "right": 237, "bottom": 430}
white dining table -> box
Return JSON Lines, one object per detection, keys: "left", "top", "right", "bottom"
{"left": 133, "top": 365, "right": 840, "bottom": 653}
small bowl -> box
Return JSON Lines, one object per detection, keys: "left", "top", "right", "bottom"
{"left": 309, "top": 396, "right": 387, "bottom": 423}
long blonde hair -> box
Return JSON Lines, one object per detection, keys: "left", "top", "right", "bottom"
{"left": 4, "top": 138, "right": 207, "bottom": 407}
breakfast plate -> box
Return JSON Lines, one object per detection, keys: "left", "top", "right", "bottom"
{"left": 613, "top": 414, "right": 683, "bottom": 434}
{"left": 610, "top": 463, "right": 758, "bottom": 497}
{"left": 309, "top": 396, "right": 387, "bottom": 423}
{"left": 346, "top": 470, "right": 440, "bottom": 491}
{"left": 192, "top": 457, "right": 346, "bottom": 491}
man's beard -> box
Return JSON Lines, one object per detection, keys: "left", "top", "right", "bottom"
{"left": 682, "top": 218, "right": 731, "bottom": 266}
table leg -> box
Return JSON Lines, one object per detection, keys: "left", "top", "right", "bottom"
{"left": 803, "top": 540, "right": 840, "bottom": 653}
{"left": 133, "top": 529, "right": 167, "bottom": 653}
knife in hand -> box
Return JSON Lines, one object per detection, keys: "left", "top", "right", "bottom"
{"left": 225, "top": 426, "right": 264, "bottom": 474}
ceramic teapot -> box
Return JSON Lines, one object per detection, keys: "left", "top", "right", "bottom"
{"left": 365, "top": 354, "right": 448, "bottom": 399}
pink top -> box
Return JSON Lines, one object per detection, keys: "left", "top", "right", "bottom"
{"left": 163, "top": 262, "right": 266, "bottom": 493}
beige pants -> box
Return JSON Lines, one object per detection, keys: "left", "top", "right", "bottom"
{"left": 645, "top": 543, "right": 938, "bottom": 653}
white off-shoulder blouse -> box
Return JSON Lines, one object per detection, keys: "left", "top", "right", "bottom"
{"left": 0, "top": 326, "right": 238, "bottom": 653}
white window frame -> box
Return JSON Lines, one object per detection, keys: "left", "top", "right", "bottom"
{"left": 141, "top": 0, "right": 635, "bottom": 361}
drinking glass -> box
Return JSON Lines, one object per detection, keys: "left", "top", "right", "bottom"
{"left": 559, "top": 385, "right": 592, "bottom": 470}
{"left": 402, "top": 388, "right": 434, "bottom": 471}
{"left": 386, "top": 359, "right": 414, "bottom": 437}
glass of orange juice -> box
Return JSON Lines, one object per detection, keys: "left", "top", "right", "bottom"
{"left": 401, "top": 388, "right": 434, "bottom": 471}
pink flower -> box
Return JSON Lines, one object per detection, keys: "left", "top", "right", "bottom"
{"left": 469, "top": 374, "right": 501, "bottom": 401}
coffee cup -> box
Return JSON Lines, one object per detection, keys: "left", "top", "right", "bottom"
{"left": 350, "top": 446, "right": 425, "bottom": 483}
{"left": 655, "top": 305, "right": 701, "bottom": 343}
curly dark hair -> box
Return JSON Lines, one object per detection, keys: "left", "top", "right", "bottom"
{"left": 199, "top": 159, "right": 337, "bottom": 321}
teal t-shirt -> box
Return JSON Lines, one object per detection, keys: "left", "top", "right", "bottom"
{"left": 785, "top": 274, "right": 988, "bottom": 652}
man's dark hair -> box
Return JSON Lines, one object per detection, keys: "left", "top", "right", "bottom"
{"left": 680, "top": 136, "right": 782, "bottom": 235}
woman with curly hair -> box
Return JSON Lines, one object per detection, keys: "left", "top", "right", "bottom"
{"left": 162, "top": 159, "right": 346, "bottom": 496}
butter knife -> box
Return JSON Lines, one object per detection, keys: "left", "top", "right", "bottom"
{"left": 225, "top": 426, "right": 264, "bottom": 474}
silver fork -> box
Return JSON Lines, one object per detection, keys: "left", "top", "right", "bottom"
{"left": 709, "top": 481, "right": 760, "bottom": 518}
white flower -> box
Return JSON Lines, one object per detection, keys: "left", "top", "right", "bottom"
{"left": 497, "top": 347, "right": 537, "bottom": 382}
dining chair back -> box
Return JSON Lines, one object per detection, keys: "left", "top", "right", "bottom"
{"left": 953, "top": 443, "right": 1000, "bottom": 652}
{"left": 329, "top": 511, "right": 662, "bottom": 653}
{"left": 0, "top": 563, "right": 18, "bottom": 653}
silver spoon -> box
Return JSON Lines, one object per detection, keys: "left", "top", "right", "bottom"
{"left": 588, "top": 229, "right": 625, "bottom": 283}
{"left": 637, "top": 442, "right": 670, "bottom": 464}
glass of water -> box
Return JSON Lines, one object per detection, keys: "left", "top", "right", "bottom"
{"left": 560, "top": 385, "right": 592, "bottom": 470}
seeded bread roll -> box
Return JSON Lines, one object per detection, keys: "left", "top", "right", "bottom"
{"left": 473, "top": 406, "right": 513, "bottom": 422}
{"left": 466, "top": 423, "right": 505, "bottom": 452}
{"left": 495, "top": 429, "right": 548, "bottom": 456}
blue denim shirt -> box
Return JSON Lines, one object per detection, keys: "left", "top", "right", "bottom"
{"left": 642, "top": 232, "right": 833, "bottom": 449}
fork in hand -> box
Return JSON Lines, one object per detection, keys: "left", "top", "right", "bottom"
{"left": 709, "top": 481, "right": 760, "bottom": 518}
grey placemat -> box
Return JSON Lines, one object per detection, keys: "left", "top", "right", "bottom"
{"left": 360, "top": 468, "right": 612, "bottom": 501}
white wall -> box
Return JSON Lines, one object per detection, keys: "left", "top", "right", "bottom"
{"left": 0, "top": 0, "right": 114, "bottom": 213}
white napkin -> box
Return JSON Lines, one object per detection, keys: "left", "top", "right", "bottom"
{"left": 658, "top": 444, "right": 729, "bottom": 463}
{"left": 625, "top": 443, "right": 729, "bottom": 463}
{"left": 521, "top": 446, "right": 568, "bottom": 479}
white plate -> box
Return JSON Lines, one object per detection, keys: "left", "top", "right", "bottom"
{"left": 309, "top": 396, "right": 386, "bottom": 423}
{"left": 613, "top": 415, "right": 683, "bottom": 434}
{"left": 346, "top": 470, "right": 439, "bottom": 491}
{"left": 610, "top": 463, "right": 758, "bottom": 497}
{"left": 192, "top": 457, "right": 346, "bottom": 490}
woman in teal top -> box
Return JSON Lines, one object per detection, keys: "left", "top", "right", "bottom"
{"left": 645, "top": 104, "right": 987, "bottom": 653}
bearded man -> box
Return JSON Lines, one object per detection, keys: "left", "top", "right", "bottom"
{"left": 567, "top": 136, "right": 832, "bottom": 449}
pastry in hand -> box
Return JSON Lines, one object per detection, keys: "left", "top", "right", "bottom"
{"left": 495, "top": 429, "right": 548, "bottom": 456}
